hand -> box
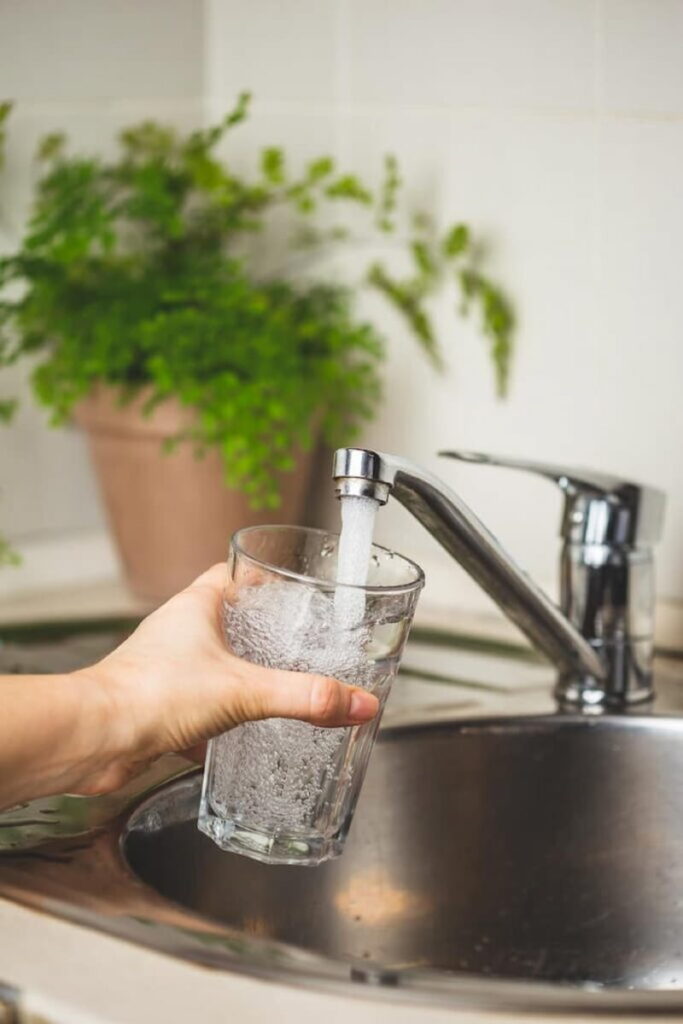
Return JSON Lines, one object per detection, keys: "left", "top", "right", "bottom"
{"left": 79, "top": 563, "right": 380, "bottom": 794}
{"left": 0, "top": 564, "right": 379, "bottom": 809}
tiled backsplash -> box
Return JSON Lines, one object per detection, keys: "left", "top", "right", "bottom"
{"left": 205, "top": 0, "right": 683, "bottom": 626}
{"left": 1, "top": 1, "right": 682, "bottom": 640}
{"left": 0, "top": 0, "right": 205, "bottom": 549}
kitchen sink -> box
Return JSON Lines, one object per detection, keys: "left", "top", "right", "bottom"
{"left": 4, "top": 627, "right": 683, "bottom": 1015}
{"left": 124, "top": 711, "right": 683, "bottom": 993}
{"left": 3, "top": 447, "right": 679, "bottom": 1013}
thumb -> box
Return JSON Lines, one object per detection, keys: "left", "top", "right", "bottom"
{"left": 231, "top": 658, "right": 380, "bottom": 728}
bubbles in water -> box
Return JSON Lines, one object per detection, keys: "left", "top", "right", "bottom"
{"left": 320, "top": 538, "right": 336, "bottom": 560}
{"left": 224, "top": 583, "right": 373, "bottom": 679}
{"left": 208, "top": 498, "right": 391, "bottom": 838}
{"left": 212, "top": 581, "right": 386, "bottom": 833}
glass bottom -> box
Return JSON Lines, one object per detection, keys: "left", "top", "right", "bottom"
{"left": 197, "top": 810, "right": 344, "bottom": 866}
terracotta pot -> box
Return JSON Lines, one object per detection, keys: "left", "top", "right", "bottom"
{"left": 74, "top": 386, "right": 314, "bottom": 602}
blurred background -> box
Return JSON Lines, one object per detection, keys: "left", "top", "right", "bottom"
{"left": 0, "top": 0, "right": 681, "bottom": 649}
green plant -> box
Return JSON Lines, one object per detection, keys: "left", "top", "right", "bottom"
{"left": 0, "top": 94, "right": 514, "bottom": 508}
{"left": 0, "top": 535, "right": 19, "bottom": 568}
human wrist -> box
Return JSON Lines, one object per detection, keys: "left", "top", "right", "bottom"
{"left": 0, "top": 668, "right": 128, "bottom": 808}
{"left": 66, "top": 663, "right": 138, "bottom": 794}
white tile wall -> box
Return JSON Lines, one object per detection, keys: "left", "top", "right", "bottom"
{"left": 203, "top": 0, "right": 683, "bottom": 606}
{"left": 347, "top": 0, "right": 597, "bottom": 112}
{"left": 598, "top": 118, "right": 683, "bottom": 591}
{"left": 0, "top": 364, "right": 105, "bottom": 539}
{"left": 205, "top": 0, "right": 339, "bottom": 104}
{"left": 340, "top": 106, "right": 451, "bottom": 211}
{"left": 603, "top": 0, "right": 683, "bottom": 115}
{"left": 0, "top": 2, "right": 205, "bottom": 547}
{"left": 0, "top": 0, "right": 204, "bottom": 101}
{"left": 347, "top": 110, "right": 600, "bottom": 595}
{"left": 2, "top": 0, "right": 683, "bottom": 617}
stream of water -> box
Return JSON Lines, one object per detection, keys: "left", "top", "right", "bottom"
{"left": 333, "top": 494, "right": 379, "bottom": 628}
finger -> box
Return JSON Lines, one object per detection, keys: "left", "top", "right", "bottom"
{"left": 186, "top": 562, "right": 227, "bottom": 596}
{"left": 182, "top": 742, "right": 207, "bottom": 764}
{"left": 238, "top": 667, "right": 379, "bottom": 728}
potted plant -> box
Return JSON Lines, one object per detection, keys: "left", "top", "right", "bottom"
{"left": 0, "top": 95, "right": 513, "bottom": 599}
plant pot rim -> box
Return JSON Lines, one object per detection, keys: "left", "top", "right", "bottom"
{"left": 73, "top": 384, "right": 196, "bottom": 440}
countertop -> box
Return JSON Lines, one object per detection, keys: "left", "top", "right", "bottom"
{"left": 5, "top": 897, "right": 682, "bottom": 1024}
{"left": 0, "top": 897, "right": 615, "bottom": 1024}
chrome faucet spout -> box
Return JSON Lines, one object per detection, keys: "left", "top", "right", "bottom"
{"left": 333, "top": 447, "right": 665, "bottom": 709}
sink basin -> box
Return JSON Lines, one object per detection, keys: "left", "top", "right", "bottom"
{"left": 123, "top": 713, "right": 683, "bottom": 992}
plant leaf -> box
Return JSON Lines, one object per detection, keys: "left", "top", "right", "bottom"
{"left": 443, "top": 223, "right": 469, "bottom": 258}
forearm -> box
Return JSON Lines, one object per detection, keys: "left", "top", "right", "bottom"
{"left": 0, "top": 563, "right": 380, "bottom": 810}
{"left": 0, "top": 671, "right": 121, "bottom": 810}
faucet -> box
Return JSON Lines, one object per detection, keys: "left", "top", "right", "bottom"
{"left": 333, "top": 448, "right": 665, "bottom": 710}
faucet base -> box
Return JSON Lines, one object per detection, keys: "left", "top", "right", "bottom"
{"left": 555, "top": 673, "right": 655, "bottom": 712}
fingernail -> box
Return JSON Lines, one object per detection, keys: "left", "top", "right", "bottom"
{"left": 349, "top": 690, "right": 379, "bottom": 722}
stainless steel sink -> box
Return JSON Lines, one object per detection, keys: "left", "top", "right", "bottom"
{"left": 4, "top": 627, "right": 683, "bottom": 1015}
{"left": 123, "top": 710, "right": 683, "bottom": 994}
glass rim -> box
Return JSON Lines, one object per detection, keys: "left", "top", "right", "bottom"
{"left": 230, "top": 524, "right": 425, "bottom": 596}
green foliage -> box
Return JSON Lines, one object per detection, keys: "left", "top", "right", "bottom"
{"left": 443, "top": 223, "right": 469, "bottom": 258}
{"left": 368, "top": 262, "right": 442, "bottom": 370}
{"left": 0, "top": 398, "right": 17, "bottom": 422}
{"left": 0, "top": 95, "right": 515, "bottom": 508}
{"left": 0, "top": 102, "right": 11, "bottom": 171}
{"left": 0, "top": 535, "right": 19, "bottom": 568}
{"left": 460, "top": 268, "right": 515, "bottom": 396}
{"left": 376, "top": 155, "right": 401, "bottom": 233}
{"left": 370, "top": 216, "right": 513, "bottom": 392}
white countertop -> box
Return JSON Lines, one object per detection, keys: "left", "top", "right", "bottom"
{"left": 7, "top": 896, "right": 678, "bottom": 1024}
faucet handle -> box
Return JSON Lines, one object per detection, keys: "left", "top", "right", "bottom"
{"left": 439, "top": 450, "right": 665, "bottom": 547}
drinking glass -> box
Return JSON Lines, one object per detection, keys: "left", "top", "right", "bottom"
{"left": 198, "top": 524, "right": 423, "bottom": 866}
